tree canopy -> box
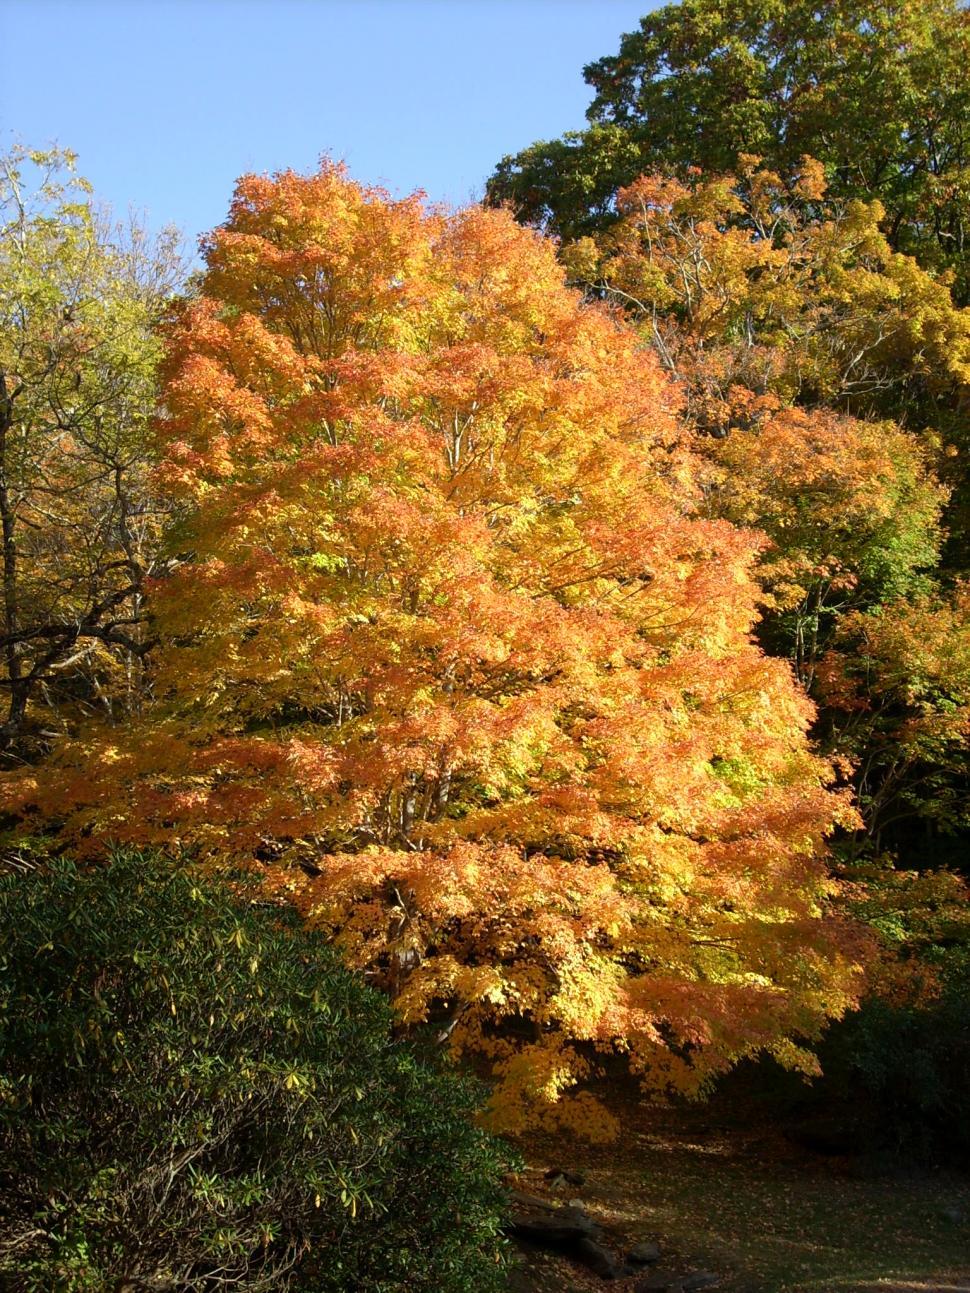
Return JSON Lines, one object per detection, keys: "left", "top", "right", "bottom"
{"left": 1, "top": 163, "right": 863, "bottom": 1136}
{"left": 488, "top": 0, "right": 970, "bottom": 300}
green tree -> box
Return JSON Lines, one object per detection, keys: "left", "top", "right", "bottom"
{"left": 0, "top": 145, "right": 184, "bottom": 758}
{"left": 488, "top": 0, "right": 970, "bottom": 299}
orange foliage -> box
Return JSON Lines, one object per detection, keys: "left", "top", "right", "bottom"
{"left": 1, "top": 163, "right": 864, "bottom": 1136}
{"left": 563, "top": 157, "right": 970, "bottom": 429}
{"left": 815, "top": 584, "right": 970, "bottom": 841}
{"left": 698, "top": 399, "right": 945, "bottom": 674}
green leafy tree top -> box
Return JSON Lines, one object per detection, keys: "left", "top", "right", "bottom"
{"left": 488, "top": 0, "right": 970, "bottom": 298}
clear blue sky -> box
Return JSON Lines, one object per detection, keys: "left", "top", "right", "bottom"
{"left": 1, "top": 0, "right": 655, "bottom": 249}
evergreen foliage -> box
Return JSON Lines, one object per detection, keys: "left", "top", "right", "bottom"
{"left": 0, "top": 851, "right": 510, "bottom": 1292}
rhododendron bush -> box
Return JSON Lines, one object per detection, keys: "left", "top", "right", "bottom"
{"left": 2, "top": 164, "right": 863, "bottom": 1136}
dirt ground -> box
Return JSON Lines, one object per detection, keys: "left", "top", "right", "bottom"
{"left": 505, "top": 1089, "right": 970, "bottom": 1293}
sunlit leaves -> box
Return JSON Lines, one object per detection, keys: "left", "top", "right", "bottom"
{"left": 2, "top": 162, "right": 862, "bottom": 1133}
{"left": 0, "top": 144, "right": 184, "bottom": 754}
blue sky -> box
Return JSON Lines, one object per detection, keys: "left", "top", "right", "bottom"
{"left": 1, "top": 0, "right": 654, "bottom": 249}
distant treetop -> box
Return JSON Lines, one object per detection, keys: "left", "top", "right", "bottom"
{"left": 488, "top": 0, "right": 970, "bottom": 299}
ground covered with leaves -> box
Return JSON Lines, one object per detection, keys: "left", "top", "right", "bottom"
{"left": 508, "top": 1087, "right": 970, "bottom": 1293}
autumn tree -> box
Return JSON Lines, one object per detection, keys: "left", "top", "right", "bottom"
{"left": 1, "top": 163, "right": 863, "bottom": 1136}
{"left": 484, "top": 0, "right": 970, "bottom": 1116}
{"left": 488, "top": 0, "right": 970, "bottom": 299}
{"left": 0, "top": 145, "right": 184, "bottom": 759}
{"left": 702, "top": 404, "right": 944, "bottom": 668}
{"left": 558, "top": 160, "right": 957, "bottom": 633}
{"left": 560, "top": 161, "right": 970, "bottom": 450}
{"left": 709, "top": 408, "right": 970, "bottom": 856}
{"left": 816, "top": 586, "right": 970, "bottom": 853}
{"left": 556, "top": 158, "right": 967, "bottom": 857}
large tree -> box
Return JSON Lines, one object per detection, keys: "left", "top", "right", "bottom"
{"left": 488, "top": 0, "right": 970, "bottom": 299}
{"left": 2, "top": 164, "right": 862, "bottom": 1135}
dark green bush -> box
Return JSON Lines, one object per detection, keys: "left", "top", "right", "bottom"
{"left": 732, "top": 951, "right": 970, "bottom": 1166}
{"left": 822, "top": 959, "right": 970, "bottom": 1163}
{"left": 0, "top": 852, "right": 510, "bottom": 1291}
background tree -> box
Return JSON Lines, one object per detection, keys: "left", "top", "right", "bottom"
{"left": 1, "top": 163, "right": 863, "bottom": 1137}
{"left": 0, "top": 145, "right": 184, "bottom": 760}
{"left": 816, "top": 587, "right": 970, "bottom": 856}
{"left": 702, "top": 405, "right": 945, "bottom": 677}
{"left": 556, "top": 158, "right": 968, "bottom": 863}
{"left": 488, "top": 0, "right": 970, "bottom": 299}
{"left": 562, "top": 161, "right": 970, "bottom": 437}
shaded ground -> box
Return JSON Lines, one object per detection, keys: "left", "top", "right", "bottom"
{"left": 507, "top": 1090, "right": 970, "bottom": 1293}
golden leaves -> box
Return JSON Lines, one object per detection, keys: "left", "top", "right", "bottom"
{"left": 2, "top": 162, "right": 864, "bottom": 1136}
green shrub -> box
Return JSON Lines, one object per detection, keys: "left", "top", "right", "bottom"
{"left": 819, "top": 866, "right": 970, "bottom": 1163}
{"left": 824, "top": 960, "right": 970, "bottom": 1163}
{"left": 737, "top": 951, "right": 970, "bottom": 1165}
{"left": 0, "top": 852, "right": 510, "bottom": 1291}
